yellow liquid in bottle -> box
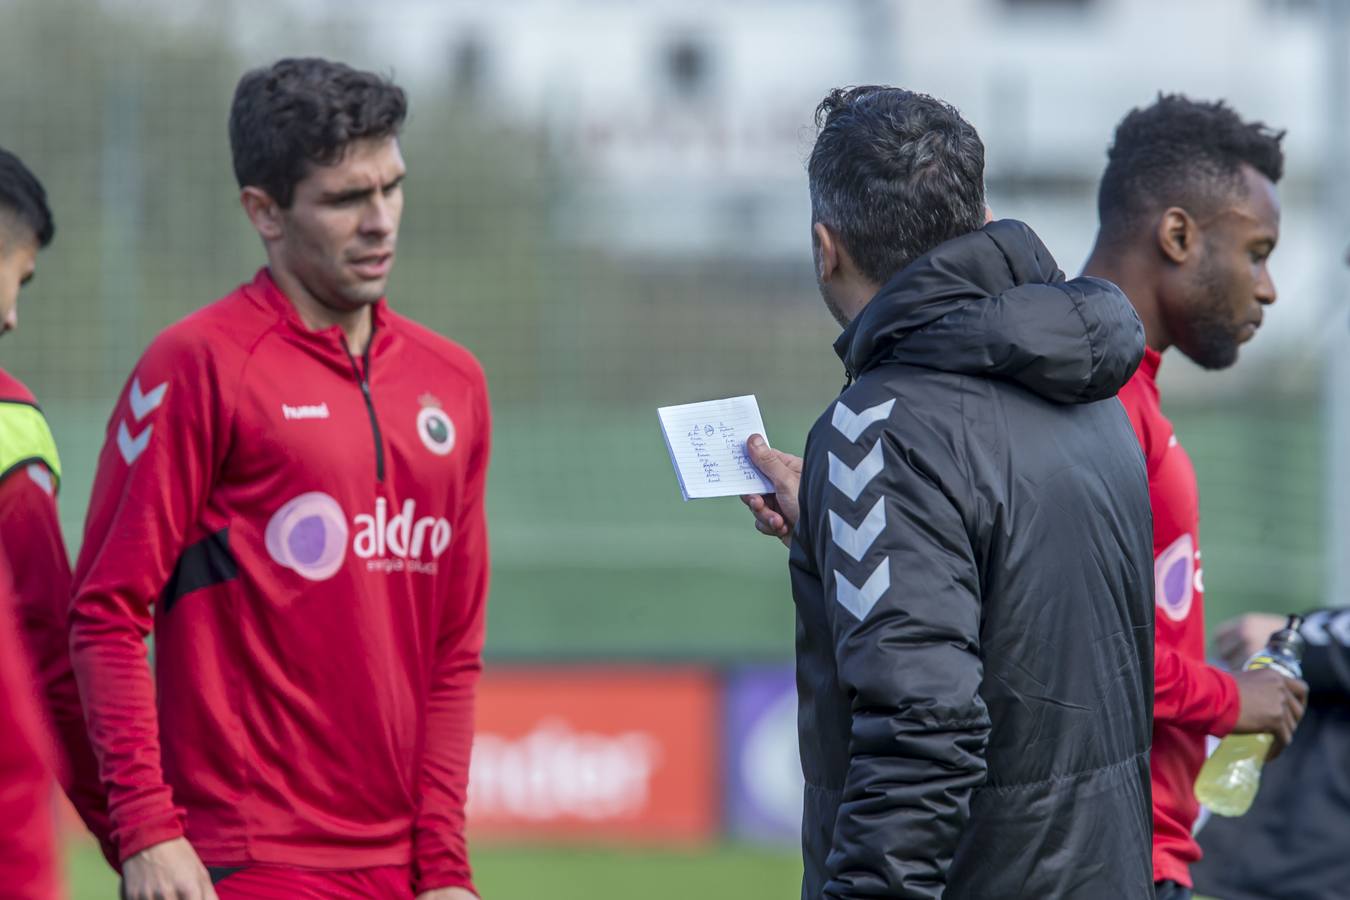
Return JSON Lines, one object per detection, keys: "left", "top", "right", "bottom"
{"left": 1194, "top": 732, "right": 1273, "bottom": 817}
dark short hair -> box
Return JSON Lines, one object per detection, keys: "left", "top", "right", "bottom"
{"left": 0, "top": 147, "right": 54, "bottom": 248}
{"left": 1098, "top": 94, "right": 1285, "bottom": 240}
{"left": 807, "top": 86, "right": 986, "bottom": 285}
{"left": 229, "top": 57, "right": 407, "bottom": 208}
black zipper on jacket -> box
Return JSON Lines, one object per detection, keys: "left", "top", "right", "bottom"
{"left": 344, "top": 330, "right": 386, "bottom": 482}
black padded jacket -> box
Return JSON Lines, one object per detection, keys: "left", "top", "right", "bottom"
{"left": 790, "top": 219, "right": 1156, "bottom": 899}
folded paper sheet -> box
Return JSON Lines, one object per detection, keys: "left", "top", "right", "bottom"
{"left": 657, "top": 395, "right": 775, "bottom": 500}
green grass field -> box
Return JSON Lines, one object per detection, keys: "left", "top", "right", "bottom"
{"left": 64, "top": 840, "right": 803, "bottom": 899}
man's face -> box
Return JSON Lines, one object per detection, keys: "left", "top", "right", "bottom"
{"left": 273, "top": 136, "right": 406, "bottom": 312}
{"left": 1167, "top": 165, "right": 1280, "bottom": 370}
{"left": 0, "top": 227, "right": 38, "bottom": 337}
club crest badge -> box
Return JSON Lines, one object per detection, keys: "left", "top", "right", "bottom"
{"left": 417, "top": 393, "right": 455, "bottom": 457}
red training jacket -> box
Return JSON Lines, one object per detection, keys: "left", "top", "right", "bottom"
{"left": 0, "top": 367, "right": 115, "bottom": 864}
{"left": 1117, "top": 347, "right": 1241, "bottom": 888}
{"left": 0, "top": 551, "right": 64, "bottom": 900}
{"left": 70, "top": 268, "right": 490, "bottom": 895}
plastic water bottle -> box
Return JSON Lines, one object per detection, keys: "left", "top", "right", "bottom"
{"left": 1193, "top": 614, "right": 1305, "bottom": 817}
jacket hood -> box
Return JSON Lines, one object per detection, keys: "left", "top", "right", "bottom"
{"left": 832, "top": 219, "right": 1145, "bottom": 404}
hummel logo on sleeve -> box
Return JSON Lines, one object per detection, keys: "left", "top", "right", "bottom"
{"left": 828, "top": 497, "right": 886, "bottom": 563}
{"left": 831, "top": 399, "right": 895, "bottom": 443}
{"left": 828, "top": 440, "right": 885, "bottom": 503}
{"left": 117, "top": 421, "right": 152, "bottom": 465}
{"left": 118, "top": 377, "right": 168, "bottom": 465}
{"left": 1302, "top": 610, "right": 1350, "bottom": 647}
{"left": 25, "top": 464, "right": 54, "bottom": 496}
{"left": 833, "top": 558, "right": 890, "bottom": 620}
{"left": 129, "top": 377, "right": 168, "bottom": 421}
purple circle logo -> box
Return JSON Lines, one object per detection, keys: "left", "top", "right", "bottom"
{"left": 1153, "top": 533, "right": 1195, "bottom": 623}
{"left": 265, "top": 492, "right": 349, "bottom": 581}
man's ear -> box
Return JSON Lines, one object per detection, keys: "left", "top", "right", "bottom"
{"left": 814, "top": 222, "right": 841, "bottom": 284}
{"left": 240, "top": 187, "right": 285, "bottom": 242}
{"left": 1157, "top": 207, "right": 1197, "bottom": 265}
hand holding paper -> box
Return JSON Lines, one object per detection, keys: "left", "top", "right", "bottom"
{"left": 657, "top": 395, "right": 775, "bottom": 500}
{"left": 740, "top": 435, "right": 802, "bottom": 544}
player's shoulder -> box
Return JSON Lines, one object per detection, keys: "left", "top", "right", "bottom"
{"left": 140, "top": 275, "right": 281, "bottom": 369}
{"left": 807, "top": 373, "right": 931, "bottom": 453}
{"left": 0, "top": 365, "right": 59, "bottom": 488}
{"left": 1115, "top": 368, "right": 1170, "bottom": 451}
{"left": 0, "top": 367, "right": 37, "bottom": 407}
{"left": 384, "top": 307, "right": 487, "bottom": 391}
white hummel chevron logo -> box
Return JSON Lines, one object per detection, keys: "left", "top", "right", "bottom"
{"left": 828, "top": 440, "right": 884, "bottom": 503}
{"left": 829, "top": 497, "right": 886, "bottom": 562}
{"left": 834, "top": 558, "right": 890, "bottom": 620}
{"left": 128, "top": 378, "right": 168, "bottom": 422}
{"left": 831, "top": 399, "right": 895, "bottom": 443}
{"left": 1305, "top": 610, "right": 1350, "bottom": 647}
{"left": 117, "top": 420, "right": 153, "bottom": 465}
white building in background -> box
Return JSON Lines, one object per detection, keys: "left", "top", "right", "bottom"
{"left": 105, "top": 0, "right": 1343, "bottom": 355}
{"left": 326, "top": 0, "right": 1334, "bottom": 360}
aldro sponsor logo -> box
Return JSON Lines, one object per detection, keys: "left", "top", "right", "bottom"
{"left": 355, "top": 497, "right": 451, "bottom": 575}
{"left": 265, "top": 492, "right": 451, "bottom": 581}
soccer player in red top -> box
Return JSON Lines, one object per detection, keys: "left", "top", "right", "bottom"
{"left": 1081, "top": 95, "right": 1308, "bottom": 900}
{"left": 70, "top": 59, "right": 489, "bottom": 900}
{"left": 0, "top": 146, "right": 116, "bottom": 866}
{"left": 0, "top": 552, "right": 65, "bottom": 900}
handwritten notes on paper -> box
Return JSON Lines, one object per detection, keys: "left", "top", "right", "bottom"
{"left": 657, "top": 395, "right": 775, "bottom": 500}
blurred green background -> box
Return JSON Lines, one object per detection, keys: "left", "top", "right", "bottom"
{"left": 2, "top": 0, "right": 1335, "bottom": 896}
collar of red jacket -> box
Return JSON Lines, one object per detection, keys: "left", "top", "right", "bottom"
{"left": 245, "top": 266, "right": 394, "bottom": 359}
{"left": 1138, "top": 346, "right": 1163, "bottom": 382}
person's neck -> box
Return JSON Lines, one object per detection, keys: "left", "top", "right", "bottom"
{"left": 269, "top": 263, "right": 372, "bottom": 356}
{"left": 1082, "top": 239, "right": 1169, "bottom": 355}
{"left": 838, "top": 278, "right": 882, "bottom": 327}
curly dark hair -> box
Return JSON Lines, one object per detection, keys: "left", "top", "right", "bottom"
{"left": 229, "top": 57, "right": 407, "bottom": 208}
{"left": 1097, "top": 94, "right": 1285, "bottom": 241}
{"left": 808, "top": 86, "right": 986, "bottom": 285}
{"left": 0, "top": 147, "right": 54, "bottom": 248}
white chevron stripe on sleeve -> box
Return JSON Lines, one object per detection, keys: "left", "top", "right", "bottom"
{"left": 129, "top": 377, "right": 169, "bottom": 421}
{"left": 828, "top": 440, "right": 884, "bottom": 503}
{"left": 829, "top": 497, "right": 886, "bottom": 562}
{"left": 117, "top": 420, "right": 153, "bottom": 465}
{"left": 834, "top": 558, "right": 890, "bottom": 621}
{"left": 1332, "top": 611, "right": 1350, "bottom": 647}
{"left": 831, "top": 399, "right": 895, "bottom": 443}
{"left": 1303, "top": 611, "right": 1331, "bottom": 646}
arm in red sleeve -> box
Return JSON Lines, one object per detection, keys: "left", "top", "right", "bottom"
{"left": 0, "top": 468, "right": 116, "bottom": 866}
{"left": 69, "top": 331, "right": 224, "bottom": 863}
{"left": 412, "top": 370, "right": 490, "bottom": 897}
{"left": 1154, "top": 641, "right": 1241, "bottom": 737}
{"left": 0, "top": 560, "right": 64, "bottom": 900}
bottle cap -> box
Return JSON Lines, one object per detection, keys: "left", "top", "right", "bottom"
{"left": 1269, "top": 614, "right": 1306, "bottom": 663}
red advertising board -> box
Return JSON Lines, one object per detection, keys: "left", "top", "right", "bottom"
{"left": 469, "top": 667, "right": 719, "bottom": 843}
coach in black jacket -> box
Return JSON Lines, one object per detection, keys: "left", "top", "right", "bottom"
{"left": 757, "top": 87, "right": 1157, "bottom": 899}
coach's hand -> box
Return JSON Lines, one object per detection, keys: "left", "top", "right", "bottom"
{"left": 1230, "top": 666, "right": 1309, "bottom": 760}
{"left": 416, "top": 889, "right": 479, "bottom": 899}
{"left": 121, "top": 836, "right": 218, "bottom": 899}
{"left": 739, "top": 435, "right": 802, "bottom": 547}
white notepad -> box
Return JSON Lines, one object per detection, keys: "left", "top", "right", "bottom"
{"left": 657, "top": 394, "right": 775, "bottom": 500}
